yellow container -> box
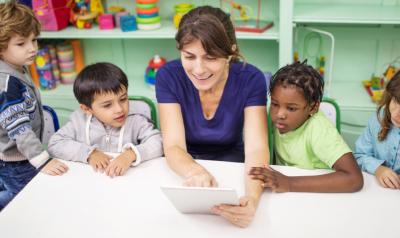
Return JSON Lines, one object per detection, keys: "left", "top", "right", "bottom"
{"left": 173, "top": 3, "right": 194, "bottom": 28}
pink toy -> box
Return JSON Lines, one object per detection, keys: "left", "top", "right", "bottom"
{"left": 99, "top": 14, "right": 115, "bottom": 30}
{"left": 32, "top": 0, "right": 70, "bottom": 31}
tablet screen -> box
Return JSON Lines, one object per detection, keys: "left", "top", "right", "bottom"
{"left": 161, "top": 186, "right": 239, "bottom": 214}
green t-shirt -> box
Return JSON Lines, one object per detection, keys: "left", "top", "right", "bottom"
{"left": 274, "top": 111, "right": 351, "bottom": 169}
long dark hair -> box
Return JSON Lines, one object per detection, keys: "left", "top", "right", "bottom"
{"left": 175, "top": 6, "right": 242, "bottom": 62}
{"left": 377, "top": 71, "right": 400, "bottom": 141}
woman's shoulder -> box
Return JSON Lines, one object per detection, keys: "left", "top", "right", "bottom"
{"left": 156, "top": 59, "right": 186, "bottom": 83}
{"left": 231, "top": 62, "right": 262, "bottom": 75}
{"left": 230, "top": 62, "right": 266, "bottom": 88}
{"left": 159, "top": 59, "right": 183, "bottom": 72}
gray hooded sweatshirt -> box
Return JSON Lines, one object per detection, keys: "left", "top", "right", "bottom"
{"left": 48, "top": 108, "right": 163, "bottom": 165}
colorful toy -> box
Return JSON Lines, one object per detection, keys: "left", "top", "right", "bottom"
{"left": 35, "top": 47, "right": 57, "bottom": 90}
{"left": 48, "top": 45, "right": 60, "bottom": 82}
{"left": 300, "top": 32, "right": 325, "bottom": 80}
{"left": 317, "top": 56, "right": 325, "bottom": 79}
{"left": 108, "top": 6, "right": 126, "bottom": 14}
{"left": 89, "top": 0, "right": 104, "bottom": 16}
{"left": 145, "top": 55, "right": 166, "bottom": 88}
{"left": 173, "top": 3, "right": 194, "bottom": 29}
{"left": 362, "top": 64, "right": 399, "bottom": 103}
{"left": 136, "top": 0, "right": 161, "bottom": 30}
{"left": 29, "top": 63, "right": 40, "bottom": 87}
{"left": 120, "top": 15, "right": 138, "bottom": 32}
{"left": 69, "top": 0, "right": 98, "bottom": 29}
{"left": 115, "top": 11, "right": 129, "bottom": 28}
{"left": 56, "top": 42, "right": 76, "bottom": 84}
{"left": 71, "top": 39, "right": 85, "bottom": 74}
{"left": 384, "top": 65, "right": 397, "bottom": 80}
{"left": 32, "top": 0, "right": 70, "bottom": 31}
{"left": 99, "top": 14, "right": 114, "bottom": 30}
{"left": 362, "top": 76, "right": 384, "bottom": 103}
{"left": 220, "top": 0, "right": 273, "bottom": 33}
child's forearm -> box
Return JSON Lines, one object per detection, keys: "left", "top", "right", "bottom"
{"left": 288, "top": 171, "right": 363, "bottom": 192}
{"left": 48, "top": 137, "right": 95, "bottom": 163}
{"left": 14, "top": 130, "right": 45, "bottom": 162}
{"left": 134, "top": 135, "right": 163, "bottom": 162}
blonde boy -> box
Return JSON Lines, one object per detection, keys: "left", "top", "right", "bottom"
{"left": 0, "top": 1, "right": 68, "bottom": 211}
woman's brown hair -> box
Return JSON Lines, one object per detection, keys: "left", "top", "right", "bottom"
{"left": 175, "top": 6, "right": 241, "bottom": 62}
{"left": 377, "top": 70, "right": 400, "bottom": 141}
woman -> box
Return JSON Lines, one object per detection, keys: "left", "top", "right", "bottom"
{"left": 155, "top": 6, "right": 269, "bottom": 227}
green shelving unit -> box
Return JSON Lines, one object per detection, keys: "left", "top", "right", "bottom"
{"left": 39, "top": 0, "right": 282, "bottom": 126}
{"left": 291, "top": 0, "right": 400, "bottom": 149}
{"left": 294, "top": 3, "right": 400, "bottom": 25}
{"left": 40, "top": 21, "right": 279, "bottom": 40}
{"left": 36, "top": 0, "right": 400, "bottom": 149}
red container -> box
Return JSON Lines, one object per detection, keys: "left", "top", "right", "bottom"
{"left": 32, "top": 0, "right": 67, "bottom": 9}
{"left": 32, "top": 0, "right": 70, "bottom": 31}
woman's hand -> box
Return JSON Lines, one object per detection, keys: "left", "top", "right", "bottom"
{"left": 375, "top": 165, "right": 400, "bottom": 189}
{"left": 183, "top": 165, "right": 218, "bottom": 187}
{"left": 212, "top": 196, "right": 258, "bottom": 228}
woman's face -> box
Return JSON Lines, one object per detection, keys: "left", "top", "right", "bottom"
{"left": 180, "top": 39, "right": 229, "bottom": 92}
{"left": 389, "top": 98, "right": 400, "bottom": 128}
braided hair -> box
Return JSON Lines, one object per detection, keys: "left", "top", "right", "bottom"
{"left": 270, "top": 61, "right": 324, "bottom": 107}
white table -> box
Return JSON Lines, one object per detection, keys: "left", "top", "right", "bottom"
{"left": 0, "top": 158, "right": 398, "bottom": 238}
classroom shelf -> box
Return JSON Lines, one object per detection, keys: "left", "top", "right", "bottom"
{"left": 329, "top": 81, "right": 377, "bottom": 111}
{"left": 39, "top": 21, "right": 279, "bottom": 41}
{"left": 293, "top": 3, "right": 400, "bottom": 25}
{"left": 40, "top": 74, "right": 156, "bottom": 101}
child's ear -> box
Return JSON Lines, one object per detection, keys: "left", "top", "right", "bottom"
{"left": 310, "top": 101, "right": 320, "bottom": 116}
{"left": 80, "top": 104, "right": 93, "bottom": 115}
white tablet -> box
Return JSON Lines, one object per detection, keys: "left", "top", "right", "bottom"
{"left": 160, "top": 186, "right": 239, "bottom": 214}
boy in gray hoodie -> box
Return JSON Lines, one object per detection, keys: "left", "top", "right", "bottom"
{"left": 0, "top": 1, "right": 68, "bottom": 211}
{"left": 48, "top": 62, "right": 163, "bottom": 177}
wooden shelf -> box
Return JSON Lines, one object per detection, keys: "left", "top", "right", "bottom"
{"left": 294, "top": 4, "right": 400, "bottom": 25}
{"left": 39, "top": 21, "right": 279, "bottom": 41}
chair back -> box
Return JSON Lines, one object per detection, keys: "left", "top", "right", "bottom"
{"left": 267, "top": 111, "right": 275, "bottom": 164}
{"left": 128, "top": 96, "right": 158, "bottom": 127}
{"left": 42, "top": 105, "right": 60, "bottom": 145}
{"left": 319, "top": 97, "right": 341, "bottom": 132}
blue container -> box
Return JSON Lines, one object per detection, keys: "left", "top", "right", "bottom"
{"left": 120, "top": 15, "right": 137, "bottom": 32}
